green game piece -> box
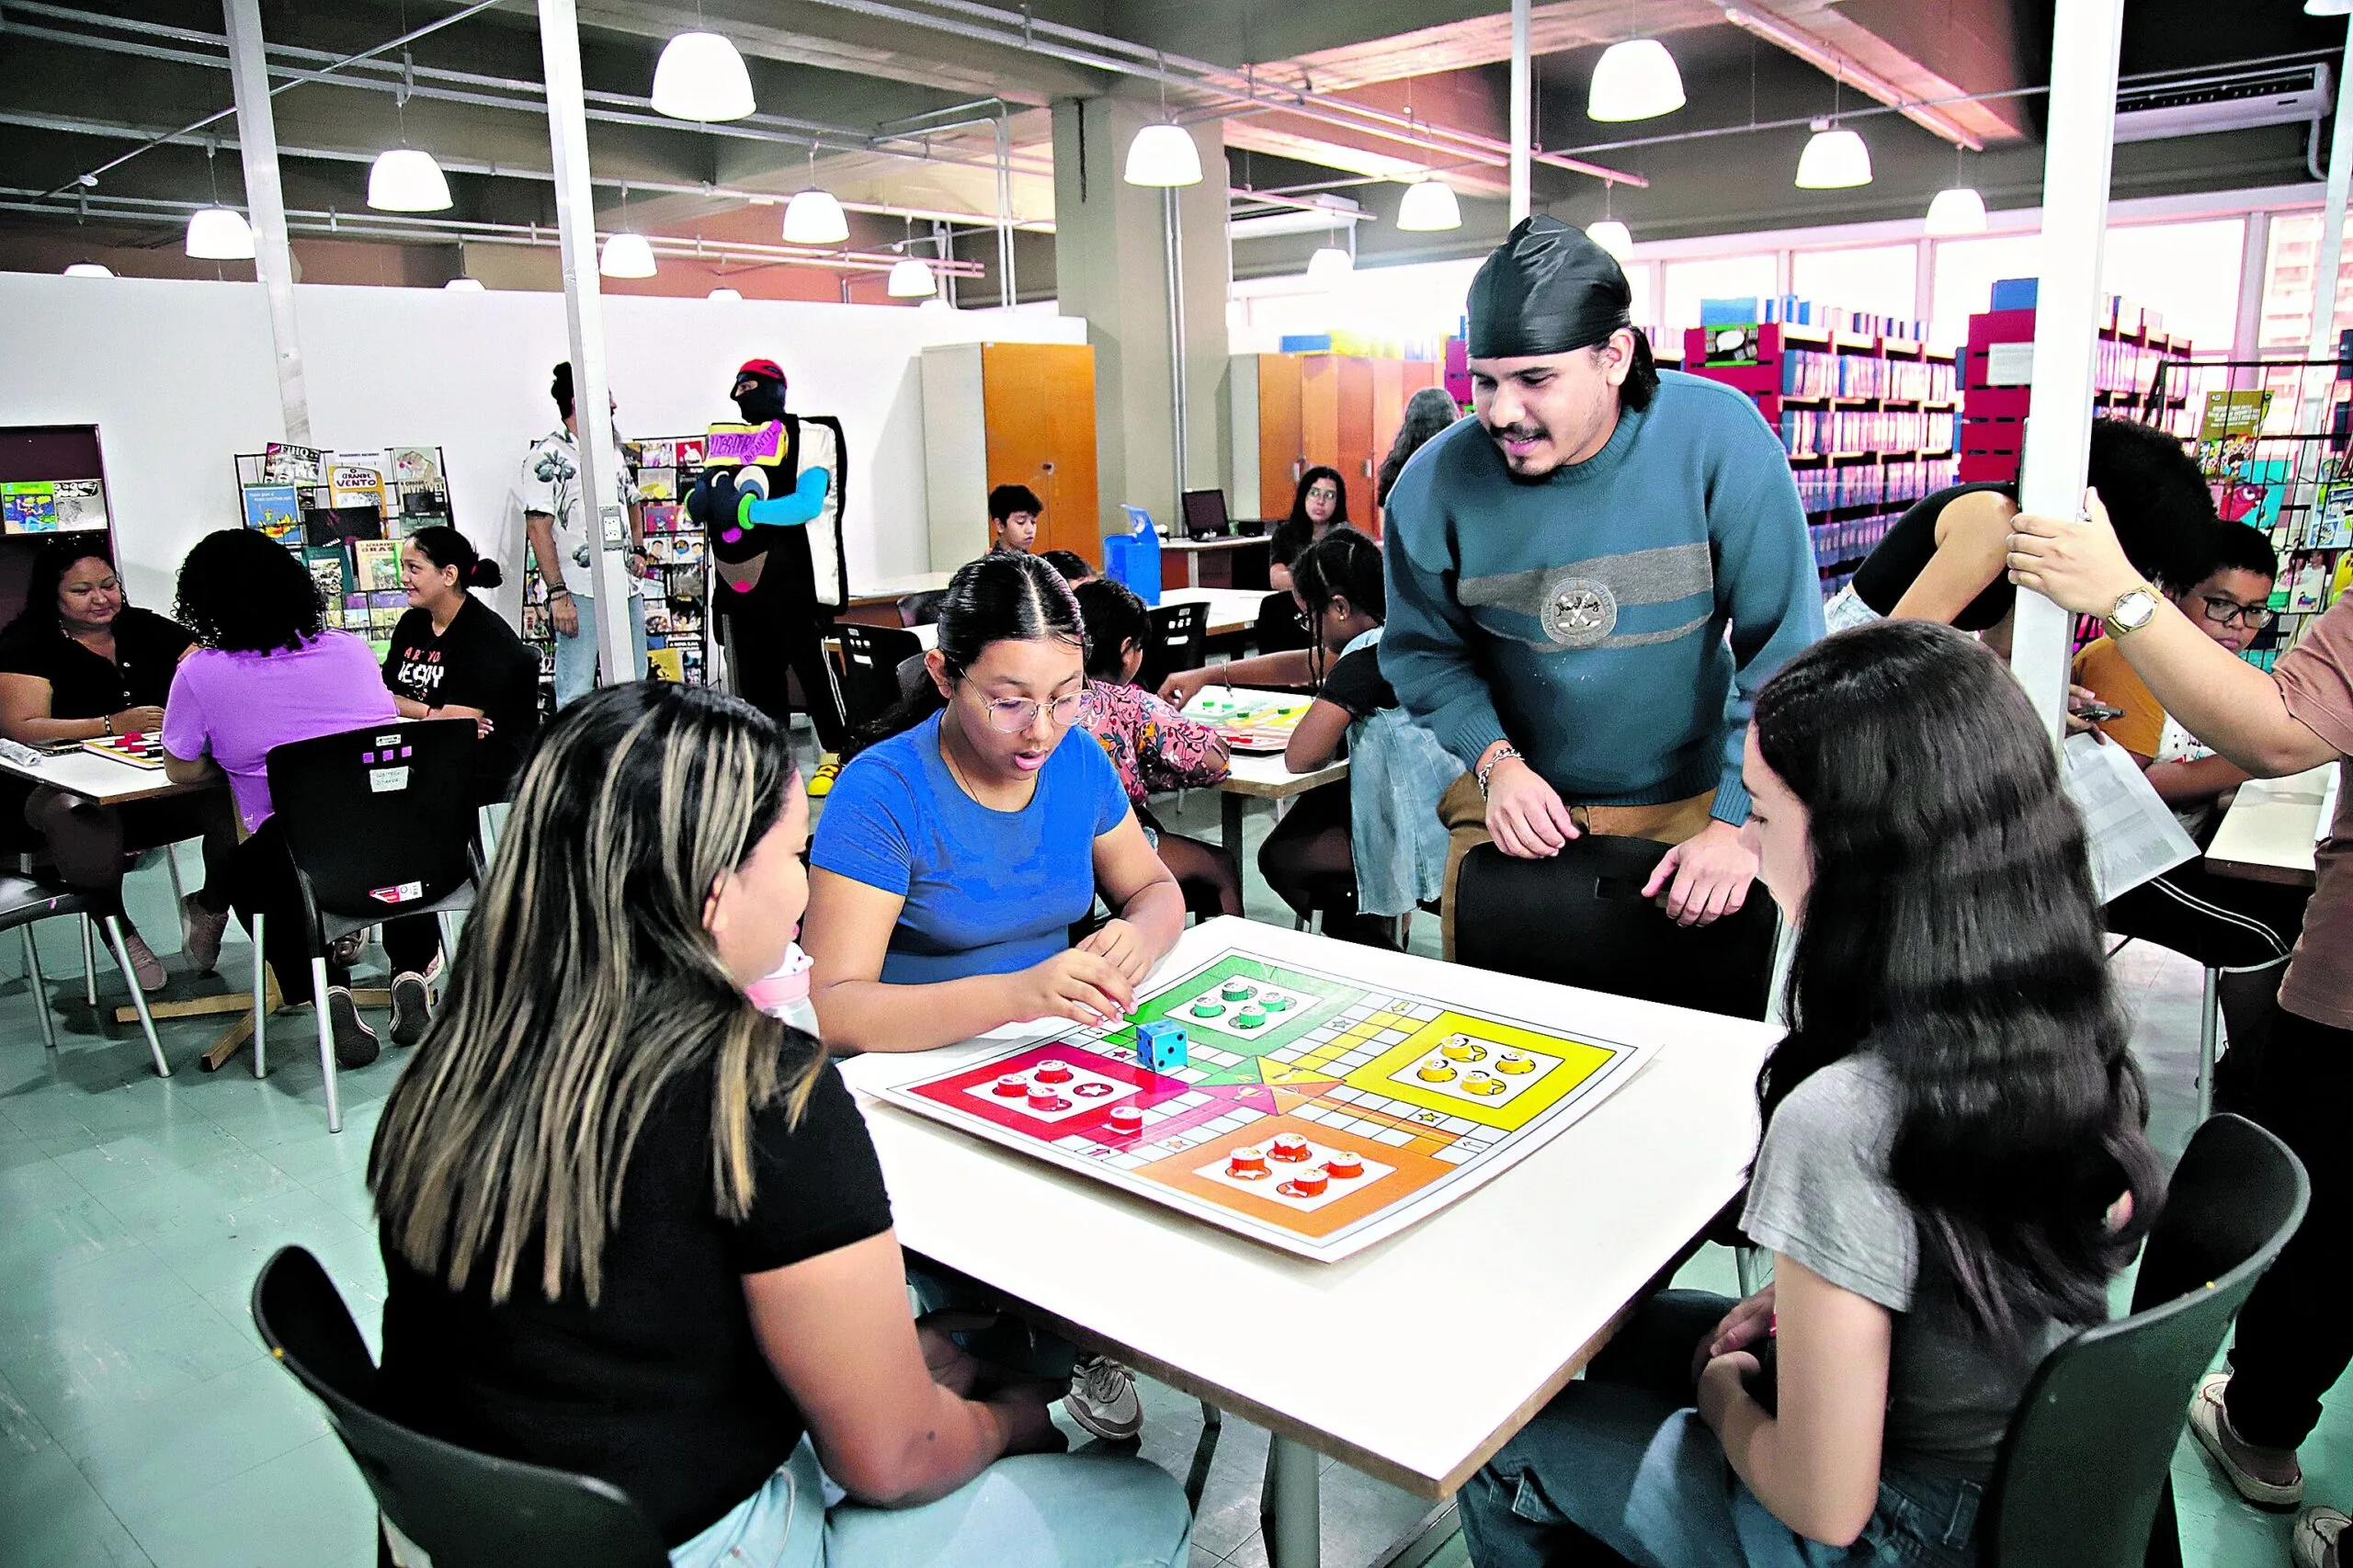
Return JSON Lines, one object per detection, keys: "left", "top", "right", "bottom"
{"left": 1221, "top": 983, "right": 1255, "bottom": 1002}
{"left": 1262, "top": 994, "right": 1292, "bottom": 1012}
{"left": 1190, "top": 1001, "right": 1223, "bottom": 1019}
{"left": 1234, "top": 1008, "right": 1266, "bottom": 1029}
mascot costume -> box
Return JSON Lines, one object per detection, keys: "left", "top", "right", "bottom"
{"left": 686, "top": 358, "right": 853, "bottom": 789}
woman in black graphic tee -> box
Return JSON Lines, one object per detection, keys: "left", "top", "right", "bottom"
{"left": 381, "top": 526, "right": 540, "bottom": 804}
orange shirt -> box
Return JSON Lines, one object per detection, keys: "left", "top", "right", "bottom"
{"left": 2071, "top": 636, "right": 2165, "bottom": 761}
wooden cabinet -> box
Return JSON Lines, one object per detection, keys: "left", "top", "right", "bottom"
{"left": 1235, "top": 353, "right": 1442, "bottom": 535}
{"left": 921, "top": 342, "right": 1100, "bottom": 568}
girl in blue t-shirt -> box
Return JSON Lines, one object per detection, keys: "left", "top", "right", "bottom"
{"left": 806, "top": 552, "right": 1186, "bottom": 1057}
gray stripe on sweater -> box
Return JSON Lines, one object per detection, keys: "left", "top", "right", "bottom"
{"left": 1459, "top": 541, "right": 1713, "bottom": 615}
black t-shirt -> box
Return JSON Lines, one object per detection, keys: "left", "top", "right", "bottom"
{"left": 378, "top": 1055, "right": 893, "bottom": 1546}
{"left": 1849, "top": 482, "right": 2018, "bottom": 632}
{"left": 1320, "top": 642, "right": 1397, "bottom": 720}
{"left": 381, "top": 597, "right": 542, "bottom": 800}
{"left": 0, "top": 606, "right": 194, "bottom": 720}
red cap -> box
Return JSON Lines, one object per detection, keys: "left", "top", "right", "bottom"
{"left": 734, "top": 358, "right": 786, "bottom": 382}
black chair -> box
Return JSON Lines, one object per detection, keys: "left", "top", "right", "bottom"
{"left": 1253, "top": 590, "right": 1311, "bottom": 653}
{"left": 835, "top": 623, "right": 925, "bottom": 734}
{"left": 0, "top": 872, "right": 165, "bottom": 1075}
{"left": 897, "top": 589, "right": 948, "bottom": 629}
{"left": 1982, "top": 1113, "right": 2308, "bottom": 1568}
{"left": 252, "top": 1246, "right": 670, "bottom": 1568}
{"left": 1138, "top": 601, "right": 1209, "bottom": 697}
{"left": 265, "top": 719, "right": 484, "bottom": 1132}
{"left": 1454, "top": 836, "right": 1780, "bottom": 1021}
{"left": 895, "top": 651, "right": 932, "bottom": 705}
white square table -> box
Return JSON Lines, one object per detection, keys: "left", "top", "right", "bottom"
{"left": 837, "top": 917, "right": 1779, "bottom": 1567}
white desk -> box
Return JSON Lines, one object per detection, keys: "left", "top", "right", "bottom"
{"left": 1179, "top": 687, "right": 1348, "bottom": 868}
{"left": 2205, "top": 763, "right": 2336, "bottom": 888}
{"left": 839, "top": 919, "right": 1779, "bottom": 1567}
{"left": 0, "top": 744, "right": 210, "bottom": 808}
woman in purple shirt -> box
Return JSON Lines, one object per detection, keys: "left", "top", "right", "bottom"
{"left": 161, "top": 529, "right": 401, "bottom": 1068}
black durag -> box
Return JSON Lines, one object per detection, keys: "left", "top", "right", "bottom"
{"left": 1466, "top": 216, "right": 1636, "bottom": 358}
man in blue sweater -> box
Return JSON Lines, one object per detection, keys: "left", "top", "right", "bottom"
{"left": 1381, "top": 217, "right": 1822, "bottom": 958}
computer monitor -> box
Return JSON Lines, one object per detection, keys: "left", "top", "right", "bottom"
{"left": 1180, "top": 488, "right": 1231, "bottom": 539}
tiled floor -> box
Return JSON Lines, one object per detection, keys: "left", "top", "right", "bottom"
{"left": 0, "top": 774, "right": 2345, "bottom": 1567}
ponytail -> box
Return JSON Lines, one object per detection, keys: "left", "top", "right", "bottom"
{"left": 406, "top": 525, "right": 503, "bottom": 590}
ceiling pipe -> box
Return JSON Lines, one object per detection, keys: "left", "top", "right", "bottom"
{"left": 1718, "top": 6, "right": 1984, "bottom": 151}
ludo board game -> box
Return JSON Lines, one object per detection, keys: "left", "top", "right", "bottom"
{"left": 872, "top": 947, "right": 1653, "bottom": 1260}
{"left": 1187, "top": 690, "right": 1313, "bottom": 754}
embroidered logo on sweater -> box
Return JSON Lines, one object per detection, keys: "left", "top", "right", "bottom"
{"left": 1542, "top": 574, "right": 1618, "bottom": 648}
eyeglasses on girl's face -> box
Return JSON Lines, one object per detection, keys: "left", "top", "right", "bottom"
{"left": 978, "top": 691, "right": 1086, "bottom": 733}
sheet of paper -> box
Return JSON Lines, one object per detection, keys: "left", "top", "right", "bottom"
{"left": 2063, "top": 733, "right": 2198, "bottom": 903}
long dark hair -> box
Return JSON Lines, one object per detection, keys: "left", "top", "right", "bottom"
{"left": 1273, "top": 466, "right": 1350, "bottom": 566}
{"left": 1377, "top": 388, "right": 1461, "bottom": 507}
{"left": 1075, "top": 576, "right": 1150, "bottom": 681}
{"left": 1293, "top": 527, "right": 1384, "bottom": 627}
{"left": 856, "top": 551, "right": 1084, "bottom": 749}
{"left": 406, "top": 525, "right": 506, "bottom": 591}
{"left": 1754, "top": 620, "right": 2162, "bottom": 1343}
{"left": 371, "top": 683, "right": 809, "bottom": 1305}
{"left": 174, "top": 528, "right": 325, "bottom": 654}
{"left": 6, "top": 539, "right": 122, "bottom": 641}
{"left": 2087, "top": 417, "right": 2220, "bottom": 591}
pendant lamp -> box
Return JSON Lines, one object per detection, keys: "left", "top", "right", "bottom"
{"left": 887, "top": 257, "right": 937, "bottom": 297}
{"left": 1586, "top": 220, "right": 1633, "bottom": 260}
{"left": 2306, "top": 0, "right": 2351, "bottom": 16}
{"left": 1396, "top": 178, "right": 1462, "bottom": 233}
{"left": 1795, "top": 121, "right": 1872, "bottom": 189}
{"left": 1306, "top": 245, "right": 1353, "bottom": 288}
{"left": 368, "top": 148, "right": 453, "bottom": 212}
{"left": 1124, "top": 123, "right": 1202, "bottom": 187}
{"left": 651, "top": 31, "right": 756, "bottom": 121}
{"left": 782, "top": 188, "right": 849, "bottom": 244}
{"left": 599, "top": 233, "right": 657, "bottom": 278}
{"left": 709, "top": 286, "right": 745, "bottom": 301}
{"left": 185, "top": 207, "right": 256, "bottom": 260}
{"left": 63, "top": 262, "right": 113, "bottom": 277}
{"left": 1586, "top": 39, "right": 1685, "bottom": 121}
{"left": 444, "top": 277, "right": 486, "bottom": 291}
{"left": 1925, "top": 185, "right": 1987, "bottom": 236}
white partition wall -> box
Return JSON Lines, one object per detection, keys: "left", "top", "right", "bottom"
{"left": 0, "top": 273, "right": 1084, "bottom": 615}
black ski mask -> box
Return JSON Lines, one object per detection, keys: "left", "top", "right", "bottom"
{"left": 733, "top": 365, "right": 788, "bottom": 424}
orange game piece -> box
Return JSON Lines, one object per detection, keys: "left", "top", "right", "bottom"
{"left": 1279, "top": 1169, "right": 1330, "bottom": 1199}
{"left": 1267, "top": 1132, "right": 1312, "bottom": 1163}
{"left": 1226, "top": 1146, "right": 1269, "bottom": 1179}
{"left": 1323, "top": 1151, "right": 1364, "bottom": 1180}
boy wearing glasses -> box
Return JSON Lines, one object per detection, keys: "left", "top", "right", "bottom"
{"left": 2075, "top": 519, "right": 2304, "bottom": 1108}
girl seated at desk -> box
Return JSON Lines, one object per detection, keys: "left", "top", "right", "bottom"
{"left": 161, "top": 528, "right": 401, "bottom": 1067}
{"left": 370, "top": 683, "right": 1192, "bottom": 1568}
{"left": 0, "top": 540, "right": 238, "bottom": 989}
{"left": 1461, "top": 621, "right": 2162, "bottom": 1568}
{"left": 1071, "top": 575, "right": 1240, "bottom": 918}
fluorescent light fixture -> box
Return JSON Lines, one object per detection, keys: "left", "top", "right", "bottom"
{"left": 185, "top": 206, "right": 255, "bottom": 259}
{"left": 782, "top": 188, "right": 849, "bottom": 244}
{"left": 1227, "top": 199, "right": 1363, "bottom": 242}
{"left": 708, "top": 286, "right": 745, "bottom": 301}
{"left": 599, "top": 233, "right": 657, "bottom": 278}
{"left": 887, "top": 257, "right": 937, "bottom": 297}
{"left": 444, "top": 277, "right": 486, "bottom": 291}
{"left": 1586, "top": 220, "right": 1633, "bottom": 259}
{"left": 651, "top": 30, "right": 756, "bottom": 121}
{"left": 1306, "top": 245, "right": 1354, "bottom": 288}
{"left": 1124, "top": 123, "right": 1202, "bottom": 187}
{"left": 1924, "top": 185, "right": 1987, "bottom": 236}
{"left": 1795, "top": 121, "right": 1872, "bottom": 189}
{"left": 1586, "top": 39, "right": 1685, "bottom": 121}
{"left": 368, "top": 148, "right": 453, "bottom": 212}
{"left": 63, "top": 261, "right": 113, "bottom": 278}
{"left": 2307, "top": 0, "right": 2352, "bottom": 15}
{"left": 1395, "top": 178, "right": 1462, "bottom": 232}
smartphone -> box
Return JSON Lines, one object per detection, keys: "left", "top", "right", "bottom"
{"left": 2074, "top": 701, "right": 2128, "bottom": 723}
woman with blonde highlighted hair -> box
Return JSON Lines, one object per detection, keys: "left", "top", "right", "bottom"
{"left": 369, "top": 682, "right": 1191, "bottom": 1567}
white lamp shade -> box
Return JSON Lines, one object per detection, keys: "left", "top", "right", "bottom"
{"left": 444, "top": 277, "right": 486, "bottom": 291}
{"left": 599, "top": 233, "right": 658, "bottom": 278}
{"left": 782, "top": 188, "right": 849, "bottom": 244}
{"left": 1924, "top": 185, "right": 1987, "bottom": 236}
{"left": 708, "top": 286, "right": 745, "bottom": 301}
{"left": 887, "top": 257, "right": 937, "bottom": 297}
{"left": 2307, "top": 0, "right": 2352, "bottom": 16}
{"left": 1586, "top": 220, "right": 1633, "bottom": 259}
{"left": 63, "top": 262, "right": 113, "bottom": 278}
{"left": 1124, "top": 123, "right": 1202, "bottom": 187}
{"left": 1795, "top": 124, "right": 1872, "bottom": 189}
{"left": 1395, "top": 178, "right": 1462, "bottom": 232}
{"left": 368, "top": 148, "right": 453, "bottom": 212}
{"left": 185, "top": 206, "right": 255, "bottom": 260}
{"left": 1587, "top": 39, "right": 1686, "bottom": 121}
{"left": 917, "top": 297, "right": 954, "bottom": 313}
{"left": 1306, "top": 245, "right": 1354, "bottom": 288}
{"left": 651, "top": 31, "right": 756, "bottom": 121}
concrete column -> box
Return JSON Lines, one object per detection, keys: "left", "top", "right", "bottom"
{"left": 221, "top": 0, "right": 310, "bottom": 444}
{"left": 1052, "top": 99, "right": 1229, "bottom": 539}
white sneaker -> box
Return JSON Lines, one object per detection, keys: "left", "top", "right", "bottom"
{"left": 1064, "top": 1356, "right": 1142, "bottom": 1443}
{"left": 2188, "top": 1371, "right": 2303, "bottom": 1508}
{"left": 2295, "top": 1507, "right": 2348, "bottom": 1568}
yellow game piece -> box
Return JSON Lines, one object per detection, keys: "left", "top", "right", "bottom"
{"left": 1462, "top": 1073, "right": 1506, "bottom": 1096}
{"left": 1415, "top": 1060, "right": 1456, "bottom": 1083}
{"left": 1439, "top": 1035, "right": 1486, "bottom": 1062}
{"left": 1495, "top": 1051, "right": 1535, "bottom": 1074}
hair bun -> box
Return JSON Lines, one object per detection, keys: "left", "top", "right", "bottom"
{"left": 470, "top": 559, "right": 505, "bottom": 590}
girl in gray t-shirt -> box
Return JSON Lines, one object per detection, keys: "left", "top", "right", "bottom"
{"left": 1461, "top": 620, "right": 2162, "bottom": 1568}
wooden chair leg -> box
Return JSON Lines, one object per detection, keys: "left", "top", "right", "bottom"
{"left": 100, "top": 915, "right": 169, "bottom": 1078}
{"left": 252, "top": 912, "right": 268, "bottom": 1079}
{"left": 313, "top": 956, "right": 341, "bottom": 1134}
{"left": 23, "top": 926, "right": 57, "bottom": 1051}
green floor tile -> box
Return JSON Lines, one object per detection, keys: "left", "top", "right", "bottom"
{"left": 0, "top": 1299, "right": 264, "bottom": 1454}
{"left": 115, "top": 1432, "right": 374, "bottom": 1568}
{"left": 0, "top": 1441, "right": 153, "bottom": 1568}
{"left": 70, "top": 1357, "right": 329, "bottom": 1518}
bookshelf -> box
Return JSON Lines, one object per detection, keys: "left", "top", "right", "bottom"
{"left": 1681, "top": 322, "right": 1961, "bottom": 598}
{"left": 232, "top": 443, "right": 452, "bottom": 662}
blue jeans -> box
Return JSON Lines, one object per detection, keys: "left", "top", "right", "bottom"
{"left": 670, "top": 1440, "right": 1192, "bottom": 1568}
{"left": 1461, "top": 1291, "right": 1984, "bottom": 1568}
{"left": 553, "top": 593, "right": 649, "bottom": 708}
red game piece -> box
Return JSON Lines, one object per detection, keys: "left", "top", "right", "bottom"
{"left": 1226, "top": 1146, "right": 1269, "bottom": 1179}
{"left": 1033, "top": 1060, "right": 1074, "bottom": 1085}
{"left": 1323, "top": 1152, "right": 1364, "bottom": 1180}
{"left": 1279, "top": 1169, "right": 1330, "bottom": 1199}
{"left": 1267, "top": 1132, "right": 1311, "bottom": 1163}
{"left": 1028, "top": 1087, "right": 1072, "bottom": 1112}
{"left": 1108, "top": 1104, "right": 1145, "bottom": 1135}
{"left": 991, "top": 1074, "right": 1029, "bottom": 1097}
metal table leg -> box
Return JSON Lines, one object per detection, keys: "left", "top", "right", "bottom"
{"left": 1261, "top": 1434, "right": 1321, "bottom": 1568}
{"left": 2198, "top": 965, "right": 2220, "bottom": 1123}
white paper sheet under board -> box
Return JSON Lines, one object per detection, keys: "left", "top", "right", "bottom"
{"left": 2062, "top": 733, "right": 2199, "bottom": 903}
